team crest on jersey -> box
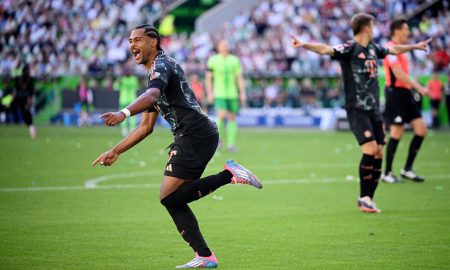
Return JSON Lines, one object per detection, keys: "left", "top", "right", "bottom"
{"left": 394, "top": 116, "right": 403, "bottom": 123}
{"left": 364, "top": 130, "right": 372, "bottom": 138}
{"left": 369, "top": 49, "right": 375, "bottom": 56}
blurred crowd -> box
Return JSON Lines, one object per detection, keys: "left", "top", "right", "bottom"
{"left": 0, "top": 0, "right": 174, "bottom": 77}
{"left": 176, "top": 0, "right": 450, "bottom": 75}
{"left": 1, "top": 0, "right": 449, "bottom": 78}
{"left": 243, "top": 77, "right": 343, "bottom": 109}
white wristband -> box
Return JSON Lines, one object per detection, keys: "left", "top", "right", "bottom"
{"left": 121, "top": 108, "right": 131, "bottom": 118}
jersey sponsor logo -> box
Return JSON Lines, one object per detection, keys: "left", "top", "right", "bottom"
{"left": 364, "top": 59, "right": 377, "bottom": 78}
{"left": 358, "top": 52, "right": 366, "bottom": 59}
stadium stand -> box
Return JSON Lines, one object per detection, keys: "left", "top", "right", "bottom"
{"left": 0, "top": 0, "right": 448, "bottom": 125}
{"left": 1, "top": 0, "right": 448, "bottom": 78}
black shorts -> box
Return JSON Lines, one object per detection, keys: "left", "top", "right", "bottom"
{"left": 347, "top": 108, "right": 385, "bottom": 145}
{"left": 430, "top": 99, "right": 440, "bottom": 110}
{"left": 164, "top": 132, "right": 219, "bottom": 180}
{"left": 384, "top": 87, "right": 422, "bottom": 126}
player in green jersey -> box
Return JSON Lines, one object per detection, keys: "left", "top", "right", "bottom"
{"left": 206, "top": 40, "right": 246, "bottom": 151}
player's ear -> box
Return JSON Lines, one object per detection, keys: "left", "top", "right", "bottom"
{"left": 151, "top": 38, "right": 157, "bottom": 48}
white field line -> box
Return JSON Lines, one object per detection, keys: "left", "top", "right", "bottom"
{"left": 84, "top": 171, "right": 162, "bottom": 188}
{"left": 0, "top": 173, "right": 449, "bottom": 192}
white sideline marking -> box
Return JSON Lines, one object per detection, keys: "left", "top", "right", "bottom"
{"left": 84, "top": 171, "right": 162, "bottom": 188}
{"left": 1, "top": 173, "right": 449, "bottom": 192}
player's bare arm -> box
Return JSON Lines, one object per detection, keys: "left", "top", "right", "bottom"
{"left": 99, "top": 88, "right": 161, "bottom": 126}
{"left": 205, "top": 70, "right": 214, "bottom": 104}
{"left": 390, "top": 65, "right": 430, "bottom": 96}
{"left": 290, "top": 34, "right": 335, "bottom": 55}
{"left": 237, "top": 73, "right": 246, "bottom": 106}
{"left": 92, "top": 111, "right": 159, "bottom": 167}
{"left": 388, "top": 38, "right": 432, "bottom": 55}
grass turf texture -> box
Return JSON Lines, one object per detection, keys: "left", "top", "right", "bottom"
{"left": 0, "top": 126, "right": 449, "bottom": 270}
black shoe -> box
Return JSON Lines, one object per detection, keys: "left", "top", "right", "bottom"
{"left": 400, "top": 169, "right": 425, "bottom": 182}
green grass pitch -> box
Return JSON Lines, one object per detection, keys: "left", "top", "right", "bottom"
{"left": 0, "top": 126, "right": 449, "bottom": 269}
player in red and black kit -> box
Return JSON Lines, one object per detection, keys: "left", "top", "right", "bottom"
{"left": 382, "top": 19, "right": 430, "bottom": 183}
{"left": 92, "top": 25, "right": 262, "bottom": 268}
{"left": 291, "top": 13, "right": 431, "bottom": 213}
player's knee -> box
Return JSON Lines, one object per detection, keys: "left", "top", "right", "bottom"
{"left": 160, "top": 192, "right": 178, "bottom": 208}
{"left": 389, "top": 126, "right": 404, "bottom": 140}
{"left": 412, "top": 119, "right": 427, "bottom": 137}
{"left": 375, "top": 147, "right": 383, "bottom": 159}
{"left": 362, "top": 142, "right": 378, "bottom": 156}
{"left": 415, "top": 126, "right": 427, "bottom": 137}
{"left": 366, "top": 148, "right": 377, "bottom": 156}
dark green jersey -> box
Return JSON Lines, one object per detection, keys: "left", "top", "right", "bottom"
{"left": 332, "top": 40, "right": 389, "bottom": 113}
{"left": 147, "top": 52, "right": 217, "bottom": 137}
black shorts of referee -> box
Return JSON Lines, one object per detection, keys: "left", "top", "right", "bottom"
{"left": 384, "top": 86, "right": 422, "bottom": 127}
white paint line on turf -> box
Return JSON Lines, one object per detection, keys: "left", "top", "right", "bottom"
{"left": 84, "top": 171, "right": 162, "bottom": 188}
{"left": 1, "top": 173, "right": 449, "bottom": 192}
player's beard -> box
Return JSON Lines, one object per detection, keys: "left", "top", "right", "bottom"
{"left": 139, "top": 50, "right": 150, "bottom": 66}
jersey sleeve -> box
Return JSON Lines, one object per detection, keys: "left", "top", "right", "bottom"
{"left": 148, "top": 59, "right": 170, "bottom": 93}
{"left": 331, "top": 41, "right": 354, "bottom": 60}
{"left": 146, "top": 105, "right": 157, "bottom": 113}
{"left": 234, "top": 56, "right": 242, "bottom": 74}
{"left": 207, "top": 56, "right": 215, "bottom": 71}
{"left": 374, "top": 43, "right": 389, "bottom": 59}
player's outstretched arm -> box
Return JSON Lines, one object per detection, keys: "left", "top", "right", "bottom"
{"left": 388, "top": 38, "right": 432, "bottom": 55}
{"left": 290, "top": 34, "right": 335, "bottom": 55}
{"left": 99, "top": 88, "right": 161, "bottom": 127}
{"left": 92, "top": 111, "right": 159, "bottom": 167}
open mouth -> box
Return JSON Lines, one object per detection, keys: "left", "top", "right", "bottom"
{"left": 132, "top": 49, "right": 141, "bottom": 60}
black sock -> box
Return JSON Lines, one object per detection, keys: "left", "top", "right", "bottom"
{"left": 160, "top": 170, "right": 232, "bottom": 257}
{"left": 359, "top": 154, "right": 374, "bottom": 198}
{"left": 371, "top": 159, "right": 382, "bottom": 199}
{"left": 385, "top": 138, "right": 399, "bottom": 174}
{"left": 168, "top": 170, "right": 232, "bottom": 206}
{"left": 162, "top": 203, "right": 212, "bottom": 257}
{"left": 404, "top": 135, "right": 424, "bottom": 170}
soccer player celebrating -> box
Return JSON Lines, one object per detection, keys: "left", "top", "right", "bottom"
{"left": 290, "top": 13, "right": 431, "bottom": 213}
{"left": 92, "top": 25, "right": 262, "bottom": 268}
{"left": 206, "top": 39, "right": 246, "bottom": 152}
{"left": 382, "top": 19, "right": 430, "bottom": 183}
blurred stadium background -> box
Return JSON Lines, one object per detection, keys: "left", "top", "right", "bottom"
{"left": 0, "top": 0, "right": 449, "bottom": 128}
